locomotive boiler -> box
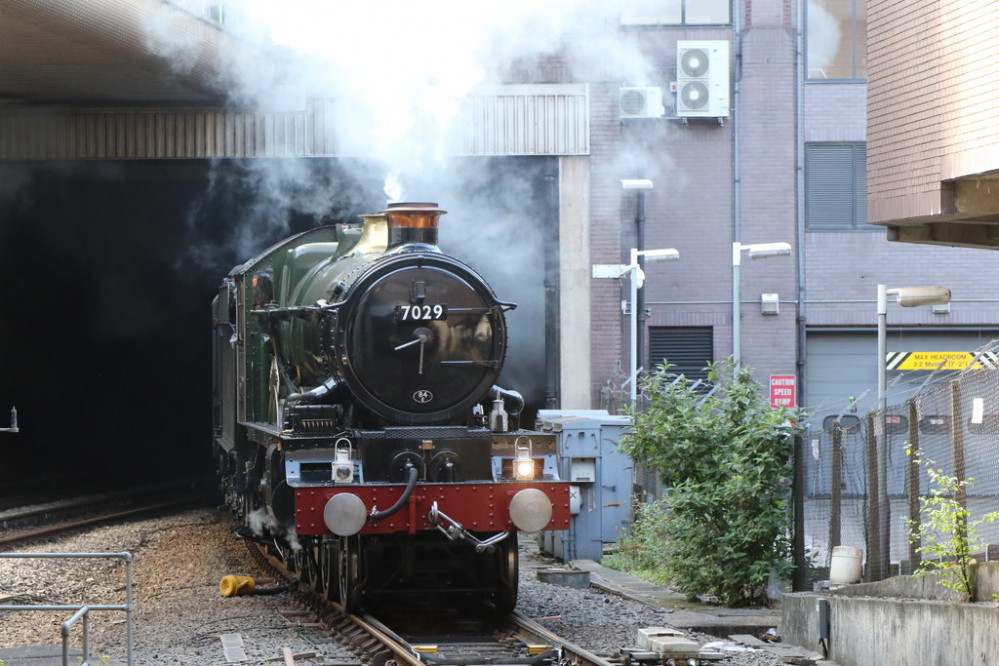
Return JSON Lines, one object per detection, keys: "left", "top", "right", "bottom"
{"left": 212, "top": 202, "right": 570, "bottom": 611}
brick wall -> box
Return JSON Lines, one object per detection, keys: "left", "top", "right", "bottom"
{"left": 868, "top": 0, "right": 999, "bottom": 223}
{"left": 584, "top": 5, "right": 802, "bottom": 399}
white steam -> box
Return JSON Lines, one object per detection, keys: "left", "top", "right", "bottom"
{"left": 168, "top": 0, "right": 653, "bottom": 174}
{"left": 383, "top": 171, "right": 404, "bottom": 202}
{"left": 151, "top": 1, "right": 658, "bottom": 402}
{"left": 247, "top": 507, "right": 302, "bottom": 551}
{"left": 157, "top": 0, "right": 659, "bottom": 262}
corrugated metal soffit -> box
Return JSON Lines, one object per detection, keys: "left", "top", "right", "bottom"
{"left": 0, "top": 84, "right": 590, "bottom": 160}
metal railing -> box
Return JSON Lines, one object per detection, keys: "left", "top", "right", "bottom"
{"left": 0, "top": 405, "right": 17, "bottom": 433}
{"left": 0, "top": 552, "right": 134, "bottom": 666}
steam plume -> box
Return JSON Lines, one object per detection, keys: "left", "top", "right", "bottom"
{"left": 152, "top": 0, "right": 659, "bottom": 403}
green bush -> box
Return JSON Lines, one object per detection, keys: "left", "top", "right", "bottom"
{"left": 617, "top": 359, "right": 800, "bottom": 606}
{"left": 908, "top": 449, "right": 999, "bottom": 601}
{"left": 603, "top": 500, "right": 672, "bottom": 586}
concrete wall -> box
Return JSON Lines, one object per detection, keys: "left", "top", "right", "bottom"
{"left": 781, "top": 563, "right": 999, "bottom": 665}
{"left": 783, "top": 594, "right": 999, "bottom": 665}
{"left": 559, "top": 156, "right": 593, "bottom": 408}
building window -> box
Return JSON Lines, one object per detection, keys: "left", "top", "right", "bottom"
{"left": 648, "top": 327, "right": 713, "bottom": 383}
{"left": 806, "top": 0, "right": 867, "bottom": 80}
{"left": 805, "top": 143, "right": 873, "bottom": 231}
{"left": 620, "top": 0, "right": 730, "bottom": 25}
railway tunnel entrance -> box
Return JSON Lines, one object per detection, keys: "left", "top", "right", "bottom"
{"left": 0, "top": 157, "right": 558, "bottom": 489}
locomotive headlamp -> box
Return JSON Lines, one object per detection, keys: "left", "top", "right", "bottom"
{"left": 513, "top": 438, "right": 535, "bottom": 481}
{"left": 334, "top": 438, "right": 354, "bottom": 484}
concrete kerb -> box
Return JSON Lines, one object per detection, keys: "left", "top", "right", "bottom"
{"left": 570, "top": 559, "right": 784, "bottom": 637}
{"left": 566, "top": 559, "right": 838, "bottom": 665}
{"left": 521, "top": 537, "right": 834, "bottom": 665}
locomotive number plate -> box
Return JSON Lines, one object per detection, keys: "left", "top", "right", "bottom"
{"left": 395, "top": 304, "right": 449, "bottom": 321}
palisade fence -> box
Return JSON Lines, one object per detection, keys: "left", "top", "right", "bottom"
{"left": 604, "top": 341, "right": 999, "bottom": 587}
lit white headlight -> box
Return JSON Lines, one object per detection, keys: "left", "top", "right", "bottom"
{"left": 514, "top": 458, "right": 535, "bottom": 480}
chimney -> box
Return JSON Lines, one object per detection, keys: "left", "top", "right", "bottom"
{"left": 384, "top": 203, "right": 446, "bottom": 248}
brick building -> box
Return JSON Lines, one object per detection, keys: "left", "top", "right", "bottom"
{"left": 868, "top": 0, "right": 999, "bottom": 242}
{"left": 564, "top": 0, "right": 999, "bottom": 423}
{"left": 3, "top": 0, "right": 999, "bottom": 433}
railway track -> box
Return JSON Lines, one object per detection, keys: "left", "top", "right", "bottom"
{"left": 0, "top": 478, "right": 216, "bottom": 546}
{"left": 290, "top": 588, "right": 625, "bottom": 666}
{"left": 344, "top": 608, "right": 617, "bottom": 666}
{"left": 0, "top": 505, "right": 722, "bottom": 665}
{"left": 251, "top": 543, "right": 698, "bottom": 666}
{"left": 326, "top": 607, "right": 709, "bottom": 666}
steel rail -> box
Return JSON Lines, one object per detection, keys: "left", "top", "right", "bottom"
{"left": 511, "top": 610, "right": 617, "bottom": 666}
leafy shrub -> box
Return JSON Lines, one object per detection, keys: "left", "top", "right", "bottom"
{"left": 603, "top": 500, "right": 672, "bottom": 586}
{"left": 908, "top": 450, "right": 999, "bottom": 601}
{"left": 617, "top": 359, "right": 800, "bottom": 606}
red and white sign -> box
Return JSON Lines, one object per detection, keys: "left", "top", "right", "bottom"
{"left": 769, "top": 375, "right": 796, "bottom": 408}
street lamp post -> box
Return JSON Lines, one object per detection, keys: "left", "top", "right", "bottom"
{"left": 732, "top": 241, "right": 792, "bottom": 364}
{"left": 628, "top": 248, "right": 679, "bottom": 408}
{"left": 874, "top": 283, "right": 951, "bottom": 580}
{"left": 622, "top": 179, "right": 654, "bottom": 384}
{"left": 592, "top": 247, "right": 680, "bottom": 410}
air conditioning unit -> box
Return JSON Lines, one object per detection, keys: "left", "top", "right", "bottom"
{"left": 675, "top": 40, "right": 730, "bottom": 118}
{"left": 619, "top": 87, "right": 665, "bottom": 119}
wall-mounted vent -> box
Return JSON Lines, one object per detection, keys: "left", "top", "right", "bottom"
{"left": 619, "top": 87, "right": 665, "bottom": 119}
{"left": 676, "top": 40, "right": 730, "bottom": 118}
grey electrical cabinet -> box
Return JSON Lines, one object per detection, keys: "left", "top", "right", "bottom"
{"left": 536, "top": 410, "right": 634, "bottom": 562}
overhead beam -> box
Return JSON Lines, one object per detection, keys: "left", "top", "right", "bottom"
{"left": 0, "top": 85, "right": 590, "bottom": 160}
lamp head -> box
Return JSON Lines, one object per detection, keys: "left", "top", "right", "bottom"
{"left": 621, "top": 179, "right": 654, "bottom": 190}
{"left": 889, "top": 286, "right": 951, "bottom": 307}
{"left": 746, "top": 242, "right": 792, "bottom": 259}
{"left": 641, "top": 248, "right": 680, "bottom": 262}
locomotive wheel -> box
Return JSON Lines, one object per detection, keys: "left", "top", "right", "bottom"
{"left": 290, "top": 547, "right": 308, "bottom": 582}
{"left": 299, "top": 544, "right": 320, "bottom": 590}
{"left": 338, "top": 535, "right": 362, "bottom": 612}
{"left": 492, "top": 533, "right": 519, "bottom": 613}
{"left": 317, "top": 539, "right": 336, "bottom": 598}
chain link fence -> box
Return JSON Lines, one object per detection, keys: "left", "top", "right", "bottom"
{"left": 799, "top": 339, "right": 999, "bottom": 585}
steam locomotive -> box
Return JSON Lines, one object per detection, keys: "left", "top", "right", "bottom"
{"left": 212, "top": 203, "right": 570, "bottom": 611}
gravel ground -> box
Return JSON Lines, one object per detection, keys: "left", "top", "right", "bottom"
{"left": 0, "top": 506, "right": 787, "bottom": 665}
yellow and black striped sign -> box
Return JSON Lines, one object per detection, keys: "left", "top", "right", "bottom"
{"left": 885, "top": 351, "right": 999, "bottom": 371}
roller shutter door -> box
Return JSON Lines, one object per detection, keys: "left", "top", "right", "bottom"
{"left": 648, "top": 326, "right": 713, "bottom": 382}
{"left": 805, "top": 330, "right": 999, "bottom": 426}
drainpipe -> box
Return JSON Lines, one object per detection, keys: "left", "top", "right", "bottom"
{"left": 636, "top": 190, "right": 647, "bottom": 377}
{"left": 795, "top": 0, "right": 807, "bottom": 405}
{"left": 732, "top": 0, "right": 743, "bottom": 362}
{"left": 792, "top": 0, "right": 809, "bottom": 593}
